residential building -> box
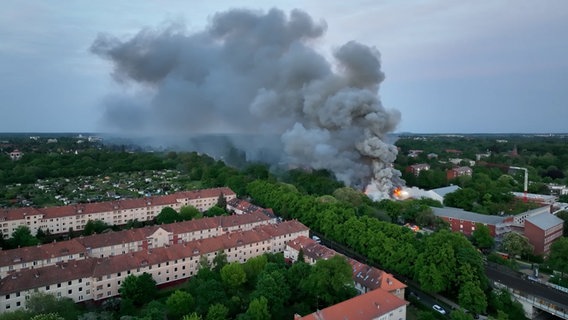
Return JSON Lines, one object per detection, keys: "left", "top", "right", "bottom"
{"left": 0, "top": 210, "right": 274, "bottom": 278}
{"left": 295, "top": 287, "right": 407, "bottom": 320}
{"left": 0, "top": 219, "right": 309, "bottom": 311}
{"left": 548, "top": 184, "right": 568, "bottom": 196}
{"left": 0, "top": 188, "right": 236, "bottom": 238}
{"left": 226, "top": 198, "right": 276, "bottom": 218}
{"left": 445, "top": 149, "right": 462, "bottom": 155}
{"left": 285, "top": 236, "right": 405, "bottom": 299}
{"left": 431, "top": 207, "right": 513, "bottom": 237}
{"left": 407, "top": 163, "right": 430, "bottom": 176}
{"left": 448, "top": 158, "right": 475, "bottom": 166}
{"left": 475, "top": 152, "right": 491, "bottom": 161}
{"left": 524, "top": 213, "right": 564, "bottom": 255}
{"left": 446, "top": 166, "right": 473, "bottom": 180}
{"left": 408, "top": 150, "right": 423, "bottom": 158}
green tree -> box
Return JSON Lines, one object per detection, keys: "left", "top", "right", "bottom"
{"left": 450, "top": 310, "right": 474, "bottom": 320}
{"left": 26, "top": 292, "right": 79, "bottom": 320}
{"left": 297, "top": 249, "right": 305, "bottom": 263}
{"left": 220, "top": 262, "right": 246, "bottom": 289}
{"left": 0, "top": 310, "right": 33, "bottom": 320}
{"left": 444, "top": 189, "right": 480, "bottom": 211}
{"left": 301, "top": 255, "right": 356, "bottom": 307}
{"left": 83, "top": 219, "right": 110, "bottom": 236}
{"left": 216, "top": 193, "right": 227, "bottom": 210}
{"left": 556, "top": 211, "right": 568, "bottom": 236}
{"left": 415, "top": 231, "right": 458, "bottom": 293}
{"left": 472, "top": 223, "right": 494, "bottom": 250}
{"left": 182, "top": 313, "right": 202, "bottom": 320}
{"left": 155, "top": 207, "right": 179, "bottom": 224}
{"left": 212, "top": 250, "right": 228, "bottom": 273}
{"left": 332, "top": 187, "right": 365, "bottom": 206}
{"left": 119, "top": 273, "right": 157, "bottom": 306}
{"left": 206, "top": 303, "right": 229, "bottom": 320}
{"left": 30, "top": 314, "right": 65, "bottom": 320}
{"left": 252, "top": 270, "right": 290, "bottom": 317}
{"left": 140, "top": 300, "right": 166, "bottom": 320}
{"left": 8, "top": 225, "right": 39, "bottom": 248}
{"left": 166, "top": 290, "right": 194, "bottom": 320}
{"left": 187, "top": 279, "right": 227, "bottom": 315}
{"left": 204, "top": 206, "right": 226, "bottom": 217}
{"left": 243, "top": 255, "right": 268, "bottom": 284}
{"left": 244, "top": 296, "right": 270, "bottom": 320}
{"left": 501, "top": 232, "right": 533, "bottom": 259}
{"left": 546, "top": 237, "right": 568, "bottom": 276}
{"left": 180, "top": 205, "right": 202, "bottom": 220}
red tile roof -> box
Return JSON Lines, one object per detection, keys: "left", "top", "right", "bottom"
{"left": 298, "top": 288, "right": 407, "bottom": 320}
{"left": 0, "top": 239, "right": 86, "bottom": 268}
{"left": 1, "top": 206, "right": 271, "bottom": 268}
{"left": 0, "top": 207, "right": 43, "bottom": 220}
{"left": 174, "top": 187, "right": 235, "bottom": 200}
{"left": 0, "top": 259, "right": 96, "bottom": 294}
{"left": 0, "top": 187, "right": 235, "bottom": 221}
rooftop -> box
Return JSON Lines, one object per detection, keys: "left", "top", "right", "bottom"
{"left": 430, "top": 185, "right": 460, "bottom": 198}
{"left": 526, "top": 213, "right": 563, "bottom": 231}
{"left": 298, "top": 288, "right": 407, "bottom": 320}
{"left": 432, "top": 206, "right": 509, "bottom": 225}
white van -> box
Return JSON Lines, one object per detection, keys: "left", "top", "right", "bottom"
{"left": 312, "top": 235, "right": 321, "bottom": 243}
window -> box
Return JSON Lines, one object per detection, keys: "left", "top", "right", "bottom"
{"left": 68, "top": 290, "right": 72, "bottom": 294}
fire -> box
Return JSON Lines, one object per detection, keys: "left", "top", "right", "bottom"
{"left": 392, "top": 187, "right": 410, "bottom": 200}
{"left": 393, "top": 187, "right": 402, "bottom": 198}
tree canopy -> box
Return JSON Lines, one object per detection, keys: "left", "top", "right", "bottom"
{"left": 119, "top": 273, "right": 157, "bottom": 306}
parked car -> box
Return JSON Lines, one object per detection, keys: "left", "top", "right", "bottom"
{"left": 528, "top": 275, "right": 539, "bottom": 282}
{"left": 432, "top": 304, "right": 446, "bottom": 314}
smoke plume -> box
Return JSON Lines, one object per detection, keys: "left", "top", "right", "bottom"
{"left": 92, "top": 8, "right": 402, "bottom": 200}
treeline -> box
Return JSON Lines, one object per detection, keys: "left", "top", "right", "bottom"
{"left": 395, "top": 134, "right": 568, "bottom": 189}
{"left": 0, "top": 151, "right": 177, "bottom": 184}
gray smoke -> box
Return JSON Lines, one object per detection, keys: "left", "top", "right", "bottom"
{"left": 92, "top": 8, "right": 402, "bottom": 199}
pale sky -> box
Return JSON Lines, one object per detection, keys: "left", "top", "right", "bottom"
{"left": 1, "top": 0, "right": 567, "bottom": 134}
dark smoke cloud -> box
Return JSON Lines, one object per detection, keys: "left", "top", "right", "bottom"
{"left": 92, "top": 8, "right": 402, "bottom": 199}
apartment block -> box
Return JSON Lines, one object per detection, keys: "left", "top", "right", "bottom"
{"left": 0, "top": 219, "right": 309, "bottom": 311}
{"left": 1, "top": 210, "right": 274, "bottom": 278}
{"left": 0, "top": 187, "right": 236, "bottom": 238}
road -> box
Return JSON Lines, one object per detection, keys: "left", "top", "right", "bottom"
{"left": 485, "top": 263, "right": 568, "bottom": 310}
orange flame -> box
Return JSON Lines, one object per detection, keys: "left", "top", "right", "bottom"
{"left": 393, "top": 187, "right": 402, "bottom": 198}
